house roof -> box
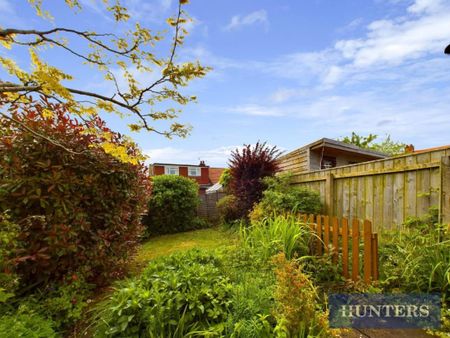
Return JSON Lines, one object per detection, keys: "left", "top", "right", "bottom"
{"left": 412, "top": 144, "right": 450, "bottom": 154}
{"left": 209, "top": 167, "right": 225, "bottom": 184}
{"left": 280, "top": 137, "right": 388, "bottom": 160}
{"left": 151, "top": 162, "right": 209, "bottom": 168}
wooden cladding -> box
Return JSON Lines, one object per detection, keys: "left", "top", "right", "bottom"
{"left": 300, "top": 213, "right": 379, "bottom": 284}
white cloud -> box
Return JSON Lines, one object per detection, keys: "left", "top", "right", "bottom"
{"left": 0, "top": 0, "right": 24, "bottom": 26}
{"left": 337, "top": 17, "right": 365, "bottom": 34}
{"left": 81, "top": 0, "right": 173, "bottom": 22}
{"left": 144, "top": 145, "right": 240, "bottom": 167}
{"left": 335, "top": 0, "right": 450, "bottom": 68}
{"left": 224, "top": 9, "right": 268, "bottom": 31}
{"left": 0, "top": 0, "right": 13, "bottom": 13}
{"left": 407, "top": 0, "right": 444, "bottom": 13}
{"left": 270, "top": 88, "right": 302, "bottom": 103}
{"left": 145, "top": 143, "right": 286, "bottom": 167}
{"left": 322, "top": 66, "right": 344, "bottom": 86}
{"left": 228, "top": 104, "right": 284, "bottom": 117}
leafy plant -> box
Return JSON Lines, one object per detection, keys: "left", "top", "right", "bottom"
{"left": 241, "top": 215, "right": 313, "bottom": 261}
{"left": 229, "top": 142, "right": 281, "bottom": 219}
{"left": 217, "top": 194, "right": 241, "bottom": 224}
{"left": 272, "top": 253, "right": 336, "bottom": 337}
{"left": 219, "top": 168, "right": 232, "bottom": 193}
{"left": 0, "top": 99, "right": 151, "bottom": 287}
{"left": 338, "top": 132, "right": 406, "bottom": 156}
{"left": 379, "top": 209, "right": 449, "bottom": 301}
{"left": 299, "top": 254, "right": 343, "bottom": 286}
{"left": 93, "top": 250, "right": 233, "bottom": 337}
{"left": 0, "top": 312, "right": 58, "bottom": 338}
{"left": 38, "top": 277, "right": 92, "bottom": 330}
{"left": 0, "top": 211, "right": 20, "bottom": 303}
{"left": 250, "top": 173, "right": 322, "bottom": 222}
{"left": 142, "top": 174, "right": 204, "bottom": 236}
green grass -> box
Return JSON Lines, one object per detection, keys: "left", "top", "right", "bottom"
{"left": 132, "top": 227, "right": 237, "bottom": 273}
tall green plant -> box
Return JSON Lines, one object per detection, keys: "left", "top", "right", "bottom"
{"left": 379, "top": 211, "right": 450, "bottom": 301}
{"left": 241, "top": 215, "right": 313, "bottom": 260}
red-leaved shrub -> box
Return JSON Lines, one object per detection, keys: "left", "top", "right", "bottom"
{"left": 0, "top": 97, "right": 151, "bottom": 287}
{"left": 229, "top": 141, "right": 281, "bottom": 219}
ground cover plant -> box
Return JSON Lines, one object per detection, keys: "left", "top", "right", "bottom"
{"left": 93, "top": 250, "right": 234, "bottom": 337}
{"left": 142, "top": 174, "right": 206, "bottom": 236}
{"left": 92, "top": 215, "right": 339, "bottom": 338}
{"left": 132, "top": 227, "right": 237, "bottom": 273}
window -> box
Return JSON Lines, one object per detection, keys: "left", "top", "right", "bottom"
{"left": 321, "top": 156, "right": 336, "bottom": 169}
{"left": 188, "top": 166, "right": 201, "bottom": 177}
{"left": 164, "top": 166, "right": 179, "bottom": 175}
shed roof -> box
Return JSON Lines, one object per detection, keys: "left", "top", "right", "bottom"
{"left": 206, "top": 183, "right": 223, "bottom": 194}
{"left": 280, "top": 138, "right": 388, "bottom": 160}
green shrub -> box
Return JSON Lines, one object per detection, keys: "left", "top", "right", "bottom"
{"left": 0, "top": 212, "right": 20, "bottom": 303}
{"left": 219, "top": 168, "right": 232, "bottom": 193}
{"left": 94, "top": 250, "right": 233, "bottom": 337}
{"left": 272, "top": 253, "right": 336, "bottom": 338}
{"left": 38, "top": 277, "right": 91, "bottom": 330}
{"left": 0, "top": 311, "right": 58, "bottom": 338}
{"left": 299, "top": 254, "right": 344, "bottom": 286}
{"left": 250, "top": 173, "right": 322, "bottom": 222}
{"left": 0, "top": 100, "right": 151, "bottom": 287}
{"left": 380, "top": 229, "right": 449, "bottom": 298}
{"left": 217, "top": 194, "right": 241, "bottom": 224}
{"left": 241, "top": 215, "right": 313, "bottom": 260}
{"left": 143, "top": 175, "right": 203, "bottom": 235}
{"left": 379, "top": 209, "right": 450, "bottom": 300}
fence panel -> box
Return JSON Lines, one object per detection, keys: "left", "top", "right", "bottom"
{"left": 197, "top": 192, "right": 226, "bottom": 222}
{"left": 286, "top": 147, "right": 450, "bottom": 230}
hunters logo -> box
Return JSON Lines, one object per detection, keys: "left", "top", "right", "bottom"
{"left": 329, "top": 293, "right": 441, "bottom": 329}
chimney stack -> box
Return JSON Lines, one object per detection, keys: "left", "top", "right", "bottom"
{"left": 405, "top": 144, "right": 415, "bottom": 153}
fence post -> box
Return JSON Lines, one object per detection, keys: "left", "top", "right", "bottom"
{"left": 351, "top": 219, "right": 360, "bottom": 281}
{"left": 371, "top": 233, "right": 379, "bottom": 281}
{"left": 363, "top": 220, "right": 372, "bottom": 284}
{"left": 325, "top": 174, "right": 335, "bottom": 216}
{"left": 441, "top": 156, "right": 450, "bottom": 227}
{"left": 316, "top": 216, "right": 322, "bottom": 255}
{"left": 324, "top": 216, "right": 330, "bottom": 254}
{"left": 308, "top": 214, "right": 315, "bottom": 232}
{"left": 332, "top": 217, "right": 339, "bottom": 263}
{"left": 342, "top": 218, "right": 349, "bottom": 279}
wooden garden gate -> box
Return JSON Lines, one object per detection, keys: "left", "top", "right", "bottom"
{"left": 299, "top": 214, "right": 379, "bottom": 284}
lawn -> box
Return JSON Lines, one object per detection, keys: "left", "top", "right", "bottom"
{"left": 131, "top": 227, "right": 237, "bottom": 273}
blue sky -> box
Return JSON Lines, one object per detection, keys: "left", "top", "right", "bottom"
{"left": 1, "top": 0, "right": 450, "bottom": 167}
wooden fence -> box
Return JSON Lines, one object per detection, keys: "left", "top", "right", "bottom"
{"left": 284, "top": 147, "right": 450, "bottom": 230}
{"left": 300, "top": 214, "right": 379, "bottom": 283}
{"left": 197, "top": 191, "right": 226, "bottom": 222}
